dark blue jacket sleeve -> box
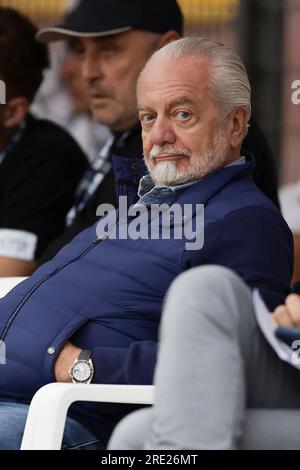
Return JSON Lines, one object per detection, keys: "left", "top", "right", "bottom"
{"left": 91, "top": 340, "right": 158, "bottom": 385}
{"left": 183, "top": 206, "right": 293, "bottom": 311}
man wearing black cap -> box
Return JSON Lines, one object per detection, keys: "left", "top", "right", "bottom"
{"left": 37, "top": 0, "right": 182, "bottom": 263}
{"left": 38, "top": 0, "right": 280, "bottom": 265}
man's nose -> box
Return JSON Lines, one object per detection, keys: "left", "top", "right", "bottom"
{"left": 82, "top": 52, "right": 104, "bottom": 83}
{"left": 61, "top": 58, "right": 74, "bottom": 80}
{"left": 149, "top": 118, "right": 176, "bottom": 146}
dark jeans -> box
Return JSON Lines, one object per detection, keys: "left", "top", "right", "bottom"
{"left": 0, "top": 402, "right": 103, "bottom": 450}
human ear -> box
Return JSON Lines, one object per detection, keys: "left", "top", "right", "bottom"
{"left": 2, "top": 97, "right": 29, "bottom": 129}
{"left": 227, "top": 107, "right": 250, "bottom": 149}
{"left": 157, "top": 30, "right": 182, "bottom": 49}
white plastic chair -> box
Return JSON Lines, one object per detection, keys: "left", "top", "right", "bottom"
{"left": 21, "top": 383, "right": 154, "bottom": 450}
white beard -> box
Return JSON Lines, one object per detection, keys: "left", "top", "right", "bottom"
{"left": 147, "top": 128, "right": 230, "bottom": 187}
{"left": 149, "top": 161, "right": 189, "bottom": 186}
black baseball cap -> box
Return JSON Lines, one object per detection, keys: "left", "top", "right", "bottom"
{"left": 37, "top": 0, "right": 183, "bottom": 43}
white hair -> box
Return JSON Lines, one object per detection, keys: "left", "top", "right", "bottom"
{"left": 145, "top": 37, "right": 251, "bottom": 120}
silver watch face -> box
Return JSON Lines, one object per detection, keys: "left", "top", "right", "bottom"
{"left": 72, "top": 361, "right": 92, "bottom": 382}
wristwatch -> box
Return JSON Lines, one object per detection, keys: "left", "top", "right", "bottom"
{"left": 69, "top": 349, "right": 94, "bottom": 384}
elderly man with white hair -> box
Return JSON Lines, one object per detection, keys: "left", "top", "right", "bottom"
{"left": 0, "top": 38, "right": 292, "bottom": 449}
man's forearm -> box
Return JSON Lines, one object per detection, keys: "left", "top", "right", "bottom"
{"left": 54, "top": 340, "right": 158, "bottom": 385}
{"left": 55, "top": 342, "right": 82, "bottom": 382}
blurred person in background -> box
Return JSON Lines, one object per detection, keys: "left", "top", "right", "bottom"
{"left": 61, "top": 44, "right": 111, "bottom": 161}
{"left": 32, "top": 41, "right": 110, "bottom": 162}
{"left": 109, "top": 265, "right": 300, "bottom": 450}
{"left": 0, "top": 7, "right": 88, "bottom": 277}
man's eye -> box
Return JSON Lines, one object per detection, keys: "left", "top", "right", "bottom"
{"left": 177, "top": 111, "right": 191, "bottom": 121}
{"left": 68, "top": 40, "right": 85, "bottom": 55}
{"left": 139, "top": 114, "right": 155, "bottom": 124}
{"left": 103, "top": 47, "right": 114, "bottom": 53}
{"left": 100, "top": 45, "right": 118, "bottom": 55}
{"left": 71, "top": 45, "right": 85, "bottom": 55}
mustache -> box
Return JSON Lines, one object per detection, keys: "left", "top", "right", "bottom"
{"left": 88, "top": 82, "right": 113, "bottom": 98}
{"left": 149, "top": 146, "right": 192, "bottom": 159}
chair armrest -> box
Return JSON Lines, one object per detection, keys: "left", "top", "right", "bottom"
{"left": 21, "top": 383, "right": 154, "bottom": 450}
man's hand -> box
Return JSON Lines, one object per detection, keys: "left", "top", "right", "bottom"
{"left": 55, "top": 341, "right": 82, "bottom": 382}
{"left": 272, "top": 294, "right": 300, "bottom": 327}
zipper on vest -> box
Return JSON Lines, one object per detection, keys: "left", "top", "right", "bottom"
{"left": 0, "top": 239, "right": 102, "bottom": 342}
